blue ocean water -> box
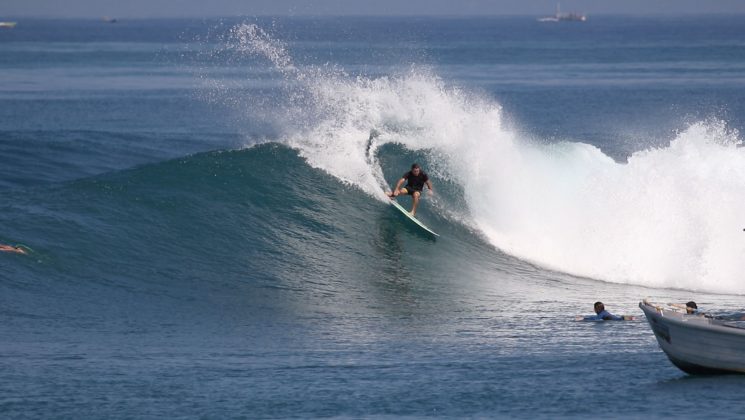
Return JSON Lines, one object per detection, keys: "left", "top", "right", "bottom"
{"left": 3, "top": 16, "right": 745, "bottom": 418}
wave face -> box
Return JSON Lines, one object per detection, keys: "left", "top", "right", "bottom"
{"left": 2, "top": 143, "right": 506, "bottom": 325}
{"left": 218, "top": 23, "right": 745, "bottom": 294}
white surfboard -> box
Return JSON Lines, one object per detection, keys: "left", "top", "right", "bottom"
{"left": 389, "top": 199, "right": 439, "bottom": 237}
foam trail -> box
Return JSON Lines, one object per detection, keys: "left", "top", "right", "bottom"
{"left": 221, "top": 23, "right": 745, "bottom": 294}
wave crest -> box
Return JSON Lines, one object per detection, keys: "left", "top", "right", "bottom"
{"left": 217, "top": 23, "right": 745, "bottom": 294}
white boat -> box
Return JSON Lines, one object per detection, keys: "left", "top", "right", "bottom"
{"left": 538, "top": 3, "right": 587, "bottom": 22}
{"left": 640, "top": 300, "right": 745, "bottom": 374}
{"left": 0, "top": 21, "right": 17, "bottom": 28}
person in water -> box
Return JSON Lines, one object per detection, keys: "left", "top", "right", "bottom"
{"left": 685, "top": 301, "right": 699, "bottom": 314}
{"left": 670, "top": 301, "right": 702, "bottom": 315}
{"left": 0, "top": 244, "right": 27, "bottom": 255}
{"left": 580, "top": 301, "right": 634, "bottom": 321}
{"left": 387, "top": 163, "right": 433, "bottom": 216}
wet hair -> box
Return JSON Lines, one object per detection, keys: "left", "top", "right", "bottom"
{"left": 594, "top": 301, "right": 604, "bottom": 312}
{"left": 686, "top": 301, "right": 697, "bottom": 309}
{"left": 411, "top": 163, "right": 420, "bottom": 170}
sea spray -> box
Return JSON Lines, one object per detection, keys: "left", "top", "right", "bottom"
{"left": 219, "top": 23, "right": 501, "bottom": 198}
{"left": 469, "top": 120, "right": 745, "bottom": 293}
{"left": 218, "top": 23, "right": 745, "bottom": 294}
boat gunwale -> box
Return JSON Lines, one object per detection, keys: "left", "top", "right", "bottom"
{"left": 639, "top": 301, "right": 745, "bottom": 337}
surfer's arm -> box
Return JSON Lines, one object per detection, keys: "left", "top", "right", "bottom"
{"left": 393, "top": 178, "right": 406, "bottom": 194}
{"left": 426, "top": 179, "right": 433, "bottom": 194}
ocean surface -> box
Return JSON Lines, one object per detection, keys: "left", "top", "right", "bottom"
{"left": 3, "top": 16, "right": 745, "bottom": 418}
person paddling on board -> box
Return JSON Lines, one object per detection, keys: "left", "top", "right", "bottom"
{"left": 0, "top": 244, "right": 27, "bottom": 255}
{"left": 577, "top": 301, "right": 635, "bottom": 321}
{"left": 387, "top": 163, "right": 433, "bottom": 217}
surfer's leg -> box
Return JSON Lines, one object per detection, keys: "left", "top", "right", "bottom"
{"left": 410, "top": 191, "right": 421, "bottom": 216}
{"left": 391, "top": 187, "right": 408, "bottom": 198}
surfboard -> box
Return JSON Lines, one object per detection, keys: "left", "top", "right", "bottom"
{"left": 574, "top": 315, "right": 636, "bottom": 322}
{"left": 389, "top": 199, "right": 439, "bottom": 237}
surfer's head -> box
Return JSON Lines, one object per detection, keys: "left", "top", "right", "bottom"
{"left": 411, "top": 163, "right": 421, "bottom": 175}
{"left": 594, "top": 301, "right": 605, "bottom": 314}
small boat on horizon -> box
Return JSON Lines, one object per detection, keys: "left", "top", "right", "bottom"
{"left": 640, "top": 299, "right": 745, "bottom": 374}
{"left": 538, "top": 3, "right": 587, "bottom": 22}
{"left": 0, "top": 21, "right": 17, "bottom": 28}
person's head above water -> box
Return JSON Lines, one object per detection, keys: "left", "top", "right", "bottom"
{"left": 686, "top": 301, "right": 698, "bottom": 314}
{"left": 594, "top": 301, "right": 605, "bottom": 314}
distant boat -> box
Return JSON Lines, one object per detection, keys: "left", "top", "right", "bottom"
{"left": 0, "top": 21, "right": 17, "bottom": 28}
{"left": 640, "top": 300, "right": 745, "bottom": 374}
{"left": 538, "top": 3, "right": 587, "bottom": 22}
{"left": 102, "top": 16, "right": 117, "bottom": 23}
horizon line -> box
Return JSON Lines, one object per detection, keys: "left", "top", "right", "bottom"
{"left": 3, "top": 12, "right": 745, "bottom": 20}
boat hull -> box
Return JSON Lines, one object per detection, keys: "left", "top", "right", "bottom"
{"left": 640, "top": 301, "right": 745, "bottom": 374}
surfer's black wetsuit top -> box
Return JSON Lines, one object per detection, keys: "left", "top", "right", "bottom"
{"left": 584, "top": 310, "right": 623, "bottom": 321}
{"left": 403, "top": 170, "right": 429, "bottom": 192}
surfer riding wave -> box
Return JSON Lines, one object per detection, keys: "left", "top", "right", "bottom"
{"left": 387, "top": 163, "right": 433, "bottom": 216}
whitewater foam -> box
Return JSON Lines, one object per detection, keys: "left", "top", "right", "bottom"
{"left": 471, "top": 121, "right": 745, "bottom": 294}
{"left": 220, "top": 23, "right": 745, "bottom": 294}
